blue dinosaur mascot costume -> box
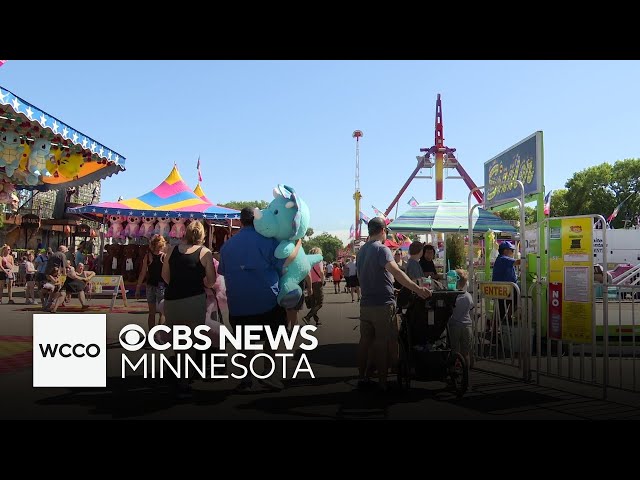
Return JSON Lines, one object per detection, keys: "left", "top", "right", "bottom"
{"left": 254, "top": 184, "right": 323, "bottom": 309}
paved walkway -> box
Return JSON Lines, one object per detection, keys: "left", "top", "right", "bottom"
{"left": 1, "top": 286, "right": 639, "bottom": 420}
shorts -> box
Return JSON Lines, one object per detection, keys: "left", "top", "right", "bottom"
{"left": 449, "top": 324, "right": 474, "bottom": 355}
{"left": 146, "top": 284, "right": 165, "bottom": 305}
{"left": 0, "top": 271, "right": 11, "bottom": 281}
{"left": 359, "top": 304, "right": 398, "bottom": 342}
{"left": 230, "top": 304, "right": 287, "bottom": 339}
{"left": 26, "top": 273, "right": 35, "bottom": 282}
{"left": 346, "top": 276, "right": 360, "bottom": 288}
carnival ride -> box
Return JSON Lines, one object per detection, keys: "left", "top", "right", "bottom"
{"left": 385, "top": 94, "right": 483, "bottom": 218}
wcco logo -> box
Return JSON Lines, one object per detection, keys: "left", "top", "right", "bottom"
{"left": 33, "top": 314, "right": 106, "bottom": 387}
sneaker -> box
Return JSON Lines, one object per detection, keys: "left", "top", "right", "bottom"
{"left": 258, "top": 376, "right": 284, "bottom": 391}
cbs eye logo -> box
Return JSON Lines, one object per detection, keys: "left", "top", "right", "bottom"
{"left": 119, "top": 325, "right": 148, "bottom": 351}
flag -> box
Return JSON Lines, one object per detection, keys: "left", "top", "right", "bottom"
{"left": 349, "top": 224, "right": 355, "bottom": 239}
{"left": 543, "top": 190, "right": 553, "bottom": 216}
{"left": 197, "top": 156, "right": 203, "bottom": 182}
{"left": 408, "top": 196, "right": 419, "bottom": 207}
{"left": 608, "top": 192, "right": 635, "bottom": 223}
{"left": 372, "top": 205, "right": 387, "bottom": 219}
{"left": 359, "top": 211, "right": 370, "bottom": 223}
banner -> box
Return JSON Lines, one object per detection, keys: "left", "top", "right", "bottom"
{"left": 484, "top": 132, "right": 543, "bottom": 207}
{"left": 548, "top": 217, "right": 593, "bottom": 343}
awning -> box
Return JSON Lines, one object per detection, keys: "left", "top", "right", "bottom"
{"left": 67, "top": 165, "right": 240, "bottom": 220}
{"left": 389, "top": 200, "right": 518, "bottom": 234}
{"left": 0, "top": 85, "right": 125, "bottom": 191}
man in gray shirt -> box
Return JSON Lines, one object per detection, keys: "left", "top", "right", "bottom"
{"left": 449, "top": 269, "right": 475, "bottom": 384}
{"left": 356, "top": 218, "right": 431, "bottom": 392}
{"left": 405, "top": 241, "right": 425, "bottom": 281}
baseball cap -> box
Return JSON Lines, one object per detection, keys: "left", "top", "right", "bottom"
{"left": 499, "top": 241, "right": 516, "bottom": 252}
{"left": 368, "top": 217, "right": 386, "bottom": 234}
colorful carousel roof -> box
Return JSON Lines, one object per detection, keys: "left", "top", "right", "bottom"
{"left": 67, "top": 165, "right": 240, "bottom": 220}
{"left": 0, "top": 85, "right": 125, "bottom": 191}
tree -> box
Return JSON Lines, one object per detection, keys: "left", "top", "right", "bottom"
{"left": 220, "top": 200, "right": 269, "bottom": 211}
{"left": 562, "top": 159, "right": 640, "bottom": 227}
{"left": 564, "top": 163, "right": 615, "bottom": 220}
{"left": 446, "top": 234, "right": 466, "bottom": 271}
{"left": 494, "top": 206, "right": 537, "bottom": 225}
{"left": 302, "top": 232, "right": 343, "bottom": 263}
{"left": 305, "top": 228, "right": 314, "bottom": 240}
{"left": 549, "top": 189, "right": 569, "bottom": 217}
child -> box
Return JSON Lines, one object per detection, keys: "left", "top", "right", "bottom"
{"left": 449, "top": 269, "right": 475, "bottom": 387}
{"left": 42, "top": 266, "right": 63, "bottom": 311}
{"left": 332, "top": 262, "right": 342, "bottom": 294}
{"left": 24, "top": 252, "right": 37, "bottom": 304}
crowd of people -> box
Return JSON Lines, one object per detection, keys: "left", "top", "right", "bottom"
{"left": 0, "top": 210, "right": 525, "bottom": 398}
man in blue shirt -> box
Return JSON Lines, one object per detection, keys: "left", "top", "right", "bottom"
{"left": 219, "top": 207, "right": 289, "bottom": 391}
{"left": 491, "top": 241, "right": 520, "bottom": 323}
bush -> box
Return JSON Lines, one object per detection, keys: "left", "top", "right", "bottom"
{"left": 446, "top": 234, "right": 466, "bottom": 270}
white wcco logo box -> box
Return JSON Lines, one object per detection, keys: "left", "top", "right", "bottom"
{"left": 33, "top": 314, "right": 107, "bottom": 387}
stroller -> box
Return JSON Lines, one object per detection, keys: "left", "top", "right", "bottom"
{"left": 396, "top": 290, "right": 469, "bottom": 398}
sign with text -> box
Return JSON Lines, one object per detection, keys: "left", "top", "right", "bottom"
{"left": 484, "top": 132, "right": 543, "bottom": 208}
{"left": 548, "top": 217, "right": 593, "bottom": 343}
{"left": 88, "top": 275, "right": 128, "bottom": 311}
{"left": 21, "top": 214, "right": 40, "bottom": 229}
{"left": 479, "top": 282, "right": 513, "bottom": 300}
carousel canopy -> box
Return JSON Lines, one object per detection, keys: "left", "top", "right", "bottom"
{"left": 0, "top": 85, "right": 125, "bottom": 191}
{"left": 389, "top": 200, "right": 518, "bottom": 234}
{"left": 67, "top": 165, "right": 240, "bottom": 220}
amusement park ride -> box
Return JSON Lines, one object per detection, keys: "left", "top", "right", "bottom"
{"left": 384, "top": 93, "right": 483, "bottom": 218}
{"left": 352, "top": 94, "right": 485, "bottom": 243}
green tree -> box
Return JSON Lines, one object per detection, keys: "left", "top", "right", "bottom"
{"left": 446, "top": 234, "right": 466, "bottom": 270}
{"left": 305, "top": 227, "right": 314, "bottom": 240}
{"left": 220, "top": 200, "right": 269, "bottom": 211}
{"left": 494, "top": 206, "right": 537, "bottom": 225}
{"left": 549, "top": 189, "right": 569, "bottom": 217}
{"left": 564, "top": 163, "right": 615, "bottom": 219}
{"left": 302, "top": 232, "right": 343, "bottom": 263}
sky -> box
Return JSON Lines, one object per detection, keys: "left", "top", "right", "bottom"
{"left": 1, "top": 60, "right": 639, "bottom": 244}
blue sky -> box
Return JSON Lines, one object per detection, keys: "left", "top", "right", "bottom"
{"left": 2, "top": 60, "right": 639, "bottom": 244}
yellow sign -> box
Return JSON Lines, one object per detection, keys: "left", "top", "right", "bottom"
{"left": 548, "top": 217, "right": 592, "bottom": 344}
{"left": 91, "top": 275, "right": 122, "bottom": 287}
{"left": 480, "top": 282, "right": 513, "bottom": 299}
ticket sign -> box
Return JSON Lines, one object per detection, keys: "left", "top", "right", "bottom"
{"left": 548, "top": 217, "right": 593, "bottom": 343}
{"left": 480, "top": 282, "right": 513, "bottom": 299}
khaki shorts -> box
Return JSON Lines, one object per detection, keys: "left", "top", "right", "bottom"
{"left": 449, "top": 324, "right": 473, "bottom": 355}
{"left": 360, "top": 304, "right": 398, "bottom": 342}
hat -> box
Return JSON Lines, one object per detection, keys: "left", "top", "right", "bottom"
{"left": 368, "top": 217, "right": 386, "bottom": 234}
{"left": 499, "top": 241, "right": 516, "bottom": 252}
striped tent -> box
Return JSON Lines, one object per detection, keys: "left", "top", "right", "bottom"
{"left": 68, "top": 165, "right": 239, "bottom": 220}
{"left": 389, "top": 200, "right": 517, "bottom": 234}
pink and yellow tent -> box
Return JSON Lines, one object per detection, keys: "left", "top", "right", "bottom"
{"left": 68, "top": 165, "right": 239, "bottom": 220}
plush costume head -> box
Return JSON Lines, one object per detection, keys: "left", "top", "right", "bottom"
{"left": 253, "top": 184, "right": 310, "bottom": 241}
{"left": 253, "top": 184, "right": 322, "bottom": 309}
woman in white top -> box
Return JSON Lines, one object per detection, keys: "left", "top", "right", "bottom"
{"left": 24, "top": 252, "right": 37, "bottom": 304}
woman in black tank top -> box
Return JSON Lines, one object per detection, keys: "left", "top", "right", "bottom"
{"left": 135, "top": 234, "right": 167, "bottom": 332}
{"left": 161, "top": 221, "right": 216, "bottom": 395}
